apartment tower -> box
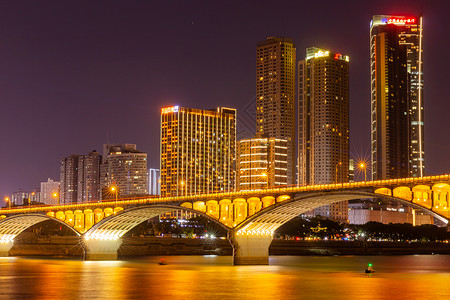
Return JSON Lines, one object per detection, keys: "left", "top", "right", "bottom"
{"left": 256, "top": 37, "right": 296, "bottom": 185}
{"left": 298, "top": 47, "right": 350, "bottom": 222}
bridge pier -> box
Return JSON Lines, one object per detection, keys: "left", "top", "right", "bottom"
{"left": 0, "top": 242, "right": 13, "bottom": 257}
{"left": 230, "top": 231, "right": 273, "bottom": 265}
{"left": 83, "top": 238, "right": 122, "bottom": 260}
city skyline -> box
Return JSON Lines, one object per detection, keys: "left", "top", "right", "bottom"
{"left": 1, "top": 1, "right": 449, "bottom": 198}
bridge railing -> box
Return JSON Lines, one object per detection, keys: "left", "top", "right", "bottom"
{"left": 2, "top": 174, "right": 449, "bottom": 213}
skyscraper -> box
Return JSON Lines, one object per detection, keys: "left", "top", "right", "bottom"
{"left": 160, "top": 106, "right": 236, "bottom": 196}
{"left": 77, "top": 151, "right": 101, "bottom": 203}
{"left": 298, "top": 47, "right": 350, "bottom": 185}
{"left": 100, "top": 144, "right": 148, "bottom": 199}
{"left": 236, "top": 135, "right": 288, "bottom": 191}
{"left": 256, "top": 37, "right": 296, "bottom": 185}
{"left": 60, "top": 154, "right": 79, "bottom": 204}
{"left": 370, "top": 15, "right": 424, "bottom": 179}
{"left": 298, "top": 47, "right": 350, "bottom": 223}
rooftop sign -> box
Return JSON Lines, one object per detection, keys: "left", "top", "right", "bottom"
{"left": 385, "top": 17, "right": 416, "bottom": 25}
{"left": 161, "top": 106, "right": 179, "bottom": 114}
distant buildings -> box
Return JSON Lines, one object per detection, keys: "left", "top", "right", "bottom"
{"left": 160, "top": 106, "right": 236, "bottom": 196}
{"left": 370, "top": 15, "right": 424, "bottom": 180}
{"left": 348, "top": 199, "right": 432, "bottom": 226}
{"left": 256, "top": 37, "right": 296, "bottom": 185}
{"left": 60, "top": 154, "right": 79, "bottom": 204}
{"left": 60, "top": 151, "right": 101, "bottom": 204}
{"left": 40, "top": 178, "right": 60, "bottom": 205}
{"left": 148, "top": 168, "right": 160, "bottom": 195}
{"left": 77, "top": 151, "right": 101, "bottom": 203}
{"left": 236, "top": 135, "right": 288, "bottom": 191}
{"left": 100, "top": 144, "right": 148, "bottom": 199}
{"left": 10, "top": 190, "right": 30, "bottom": 206}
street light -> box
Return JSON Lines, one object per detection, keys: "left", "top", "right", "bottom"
{"left": 261, "top": 173, "right": 269, "bottom": 189}
{"left": 52, "top": 192, "right": 59, "bottom": 206}
{"left": 109, "top": 185, "right": 118, "bottom": 203}
{"left": 5, "top": 197, "right": 10, "bottom": 209}
{"left": 335, "top": 162, "right": 342, "bottom": 184}
{"left": 359, "top": 163, "right": 367, "bottom": 182}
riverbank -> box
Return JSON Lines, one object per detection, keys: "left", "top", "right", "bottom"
{"left": 9, "top": 234, "right": 450, "bottom": 257}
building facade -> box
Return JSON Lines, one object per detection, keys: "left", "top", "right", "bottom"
{"left": 298, "top": 47, "right": 350, "bottom": 185}
{"left": 297, "top": 47, "right": 350, "bottom": 223}
{"left": 256, "top": 37, "right": 296, "bottom": 185}
{"left": 236, "top": 135, "right": 288, "bottom": 191}
{"left": 160, "top": 106, "right": 236, "bottom": 196}
{"left": 77, "top": 151, "right": 101, "bottom": 203}
{"left": 40, "top": 178, "right": 60, "bottom": 205}
{"left": 370, "top": 15, "right": 424, "bottom": 179}
{"left": 60, "top": 154, "right": 79, "bottom": 204}
{"left": 100, "top": 144, "right": 148, "bottom": 199}
{"left": 348, "top": 200, "right": 432, "bottom": 226}
{"left": 148, "top": 168, "right": 161, "bottom": 196}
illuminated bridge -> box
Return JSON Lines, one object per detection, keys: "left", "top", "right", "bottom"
{"left": 1, "top": 175, "right": 449, "bottom": 264}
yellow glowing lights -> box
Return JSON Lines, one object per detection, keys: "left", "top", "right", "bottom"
{"left": 315, "top": 50, "right": 329, "bottom": 58}
{"left": 161, "top": 106, "right": 179, "bottom": 114}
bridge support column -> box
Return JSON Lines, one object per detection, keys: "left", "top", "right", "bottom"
{"left": 0, "top": 242, "right": 13, "bottom": 257}
{"left": 83, "top": 238, "right": 122, "bottom": 260}
{"left": 230, "top": 231, "right": 273, "bottom": 265}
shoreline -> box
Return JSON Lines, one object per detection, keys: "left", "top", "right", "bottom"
{"left": 8, "top": 235, "right": 450, "bottom": 258}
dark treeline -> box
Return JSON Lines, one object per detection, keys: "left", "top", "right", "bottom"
{"left": 275, "top": 216, "right": 450, "bottom": 242}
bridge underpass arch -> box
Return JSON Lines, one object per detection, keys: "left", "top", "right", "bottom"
{"left": 82, "top": 204, "right": 230, "bottom": 260}
{"left": 0, "top": 214, "right": 80, "bottom": 257}
{"left": 230, "top": 191, "right": 450, "bottom": 265}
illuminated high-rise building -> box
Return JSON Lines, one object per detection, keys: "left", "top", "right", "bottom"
{"left": 160, "top": 106, "right": 236, "bottom": 196}
{"left": 370, "top": 15, "right": 424, "bottom": 179}
{"left": 236, "top": 135, "right": 288, "bottom": 191}
{"left": 256, "top": 37, "right": 296, "bottom": 185}
{"left": 298, "top": 47, "right": 350, "bottom": 223}
{"left": 100, "top": 144, "right": 148, "bottom": 198}
{"left": 298, "top": 47, "right": 350, "bottom": 185}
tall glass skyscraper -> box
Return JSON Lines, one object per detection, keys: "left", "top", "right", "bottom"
{"left": 370, "top": 15, "right": 424, "bottom": 179}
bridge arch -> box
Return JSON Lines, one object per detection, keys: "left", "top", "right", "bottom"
{"left": 82, "top": 204, "right": 230, "bottom": 260}
{"left": 229, "top": 191, "right": 450, "bottom": 265}
{"left": 0, "top": 214, "right": 80, "bottom": 256}
{"left": 234, "top": 191, "right": 449, "bottom": 235}
{"left": 84, "top": 204, "right": 229, "bottom": 241}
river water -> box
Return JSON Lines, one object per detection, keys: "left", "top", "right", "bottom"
{"left": 0, "top": 255, "right": 449, "bottom": 299}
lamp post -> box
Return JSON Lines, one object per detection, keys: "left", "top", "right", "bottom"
{"left": 359, "top": 163, "right": 367, "bottom": 182}
{"left": 5, "top": 197, "right": 10, "bottom": 209}
{"left": 110, "top": 186, "right": 118, "bottom": 204}
{"left": 53, "top": 192, "right": 59, "bottom": 206}
{"left": 335, "top": 162, "right": 342, "bottom": 184}
{"left": 261, "top": 172, "right": 269, "bottom": 189}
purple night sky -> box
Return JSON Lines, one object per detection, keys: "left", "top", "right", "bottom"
{"left": 1, "top": 0, "right": 449, "bottom": 200}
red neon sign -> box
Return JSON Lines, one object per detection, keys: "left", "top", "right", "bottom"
{"left": 387, "top": 18, "right": 416, "bottom": 25}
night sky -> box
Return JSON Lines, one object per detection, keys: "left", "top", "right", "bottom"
{"left": 1, "top": 0, "right": 449, "bottom": 199}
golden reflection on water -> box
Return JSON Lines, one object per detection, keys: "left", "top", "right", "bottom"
{"left": 0, "top": 256, "right": 449, "bottom": 299}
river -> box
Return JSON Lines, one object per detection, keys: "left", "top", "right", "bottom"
{"left": 0, "top": 255, "right": 449, "bottom": 299}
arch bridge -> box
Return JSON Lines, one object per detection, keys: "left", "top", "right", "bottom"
{"left": 1, "top": 175, "right": 449, "bottom": 264}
